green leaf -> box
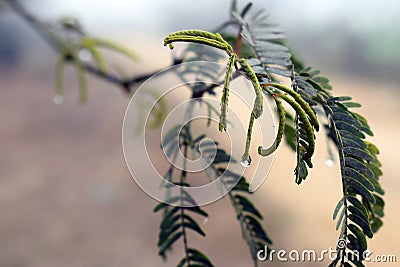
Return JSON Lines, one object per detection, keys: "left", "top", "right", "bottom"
{"left": 344, "top": 147, "right": 374, "bottom": 162}
{"left": 74, "top": 59, "right": 88, "bottom": 103}
{"left": 55, "top": 54, "right": 67, "bottom": 98}
{"left": 348, "top": 214, "right": 373, "bottom": 238}
{"left": 213, "top": 149, "right": 235, "bottom": 164}
{"left": 243, "top": 215, "right": 272, "bottom": 244}
{"left": 158, "top": 223, "right": 181, "bottom": 246}
{"left": 162, "top": 124, "right": 182, "bottom": 147}
{"left": 341, "top": 136, "right": 367, "bottom": 150}
{"left": 183, "top": 214, "right": 206, "bottom": 236}
{"left": 313, "top": 76, "right": 329, "bottom": 84}
{"left": 284, "top": 120, "right": 296, "bottom": 151}
{"left": 188, "top": 248, "right": 214, "bottom": 266}
{"left": 367, "top": 164, "right": 383, "bottom": 179}
{"left": 333, "top": 197, "right": 345, "bottom": 220}
{"left": 231, "top": 6, "right": 292, "bottom": 78}
{"left": 343, "top": 102, "right": 362, "bottom": 108}
{"left": 235, "top": 195, "right": 263, "bottom": 219}
{"left": 158, "top": 231, "right": 182, "bottom": 256}
{"left": 371, "top": 194, "right": 385, "bottom": 217}
{"left": 80, "top": 37, "right": 107, "bottom": 72}
{"left": 332, "top": 112, "right": 362, "bottom": 127}
{"left": 347, "top": 233, "right": 360, "bottom": 251}
{"left": 345, "top": 158, "right": 374, "bottom": 179}
{"left": 154, "top": 202, "right": 168, "bottom": 213}
{"left": 345, "top": 167, "right": 374, "bottom": 191}
{"left": 348, "top": 205, "right": 369, "bottom": 226}
{"left": 346, "top": 177, "right": 376, "bottom": 203}
{"left": 184, "top": 206, "right": 208, "bottom": 217}
{"left": 336, "top": 122, "right": 365, "bottom": 139}
{"left": 240, "top": 2, "right": 253, "bottom": 17}
{"left": 335, "top": 207, "right": 346, "bottom": 231}
{"left": 347, "top": 196, "right": 369, "bottom": 221}
{"left": 370, "top": 217, "right": 383, "bottom": 233}
{"left": 92, "top": 37, "right": 139, "bottom": 61}
{"left": 348, "top": 224, "right": 367, "bottom": 252}
{"left": 295, "top": 159, "right": 308, "bottom": 183}
{"left": 161, "top": 213, "right": 180, "bottom": 230}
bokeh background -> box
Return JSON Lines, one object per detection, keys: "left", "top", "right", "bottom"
{"left": 1, "top": 0, "right": 399, "bottom": 266}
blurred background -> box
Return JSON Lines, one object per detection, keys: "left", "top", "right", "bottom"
{"left": 0, "top": 0, "right": 399, "bottom": 266}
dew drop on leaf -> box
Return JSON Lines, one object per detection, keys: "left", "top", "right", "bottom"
{"left": 241, "top": 155, "right": 252, "bottom": 168}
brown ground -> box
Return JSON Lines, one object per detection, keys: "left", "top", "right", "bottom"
{"left": 1, "top": 56, "right": 399, "bottom": 267}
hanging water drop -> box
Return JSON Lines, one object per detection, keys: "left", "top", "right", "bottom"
{"left": 203, "top": 217, "right": 208, "bottom": 224}
{"left": 53, "top": 94, "right": 64, "bottom": 104}
{"left": 325, "top": 158, "right": 334, "bottom": 167}
{"left": 78, "top": 48, "right": 92, "bottom": 62}
{"left": 241, "top": 155, "right": 252, "bottom": 168}
{"left": 226, "top": 121, "right": 233, "bottom": 129}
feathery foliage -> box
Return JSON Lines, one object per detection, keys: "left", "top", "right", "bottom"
{"left": 53, "top": 18, "right": 138, "bottom": 102}
{"left": 325, "top": 97, "right": 384, "bottom": 267}
{"left": 7, "top": 0, "right": 385, "bottom": 266}
{"left": 162, "top": 1, "right": 384, "bottom": 266}
{"left": 220, "top": 169, "right": 272, "bottom": 266}
{"left": 154, "top": 43, "right": 272, "bottom": 266}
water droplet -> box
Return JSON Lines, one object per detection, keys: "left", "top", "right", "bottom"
{"left": 325, "top": 158, "right": 334, "bottom": 167}
{"left": 79, "top": 48, "right": 92, "bottom": 62}
{"left": 241, "top": 155, "right": 252, "bottom": 168}
{"left": 53, "top": 94, "right": 64, "bottom": 104}
{"left": 203, "top": 218, "right": 208, "bottom": 224}
{"left": 226, "top": 121, "right": 233, "bottom": 129}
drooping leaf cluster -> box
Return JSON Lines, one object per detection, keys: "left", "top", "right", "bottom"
{"left": 162, "top": 1, "right": 384, "bottom": 266}
{"left": 234, "top": 3, "right": 384, "bottom": 266}
{"left": 219, "top": 169, "right": 272, "bottom": 265}
{"left": 325, "top": 97, "right": 384, "bottom": 267}
{"left": 157, "top": 124, "right": 272, "bottom": 267}
{"left": 8, "top": 0, "right": 385, "bottom": 266}
{"left": 56, "top": 18, "right": 138, "bottom": 102}
{"left": 153, "top": 44, "right": 272, "bottom": 267}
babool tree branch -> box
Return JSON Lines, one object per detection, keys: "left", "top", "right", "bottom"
{"left": 5, "top": 0, "right": 181, "bottom": 94}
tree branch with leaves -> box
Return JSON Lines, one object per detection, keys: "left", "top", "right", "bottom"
{"left": 4, "top": 0, "right": 384, "bottom": 266}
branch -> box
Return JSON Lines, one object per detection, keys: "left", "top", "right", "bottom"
{"left": 6, "top": 0, "right": 179, "bottom": 94}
